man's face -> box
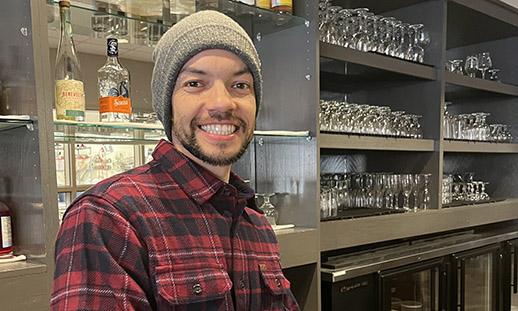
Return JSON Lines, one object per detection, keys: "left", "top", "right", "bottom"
{"left": 170, "top": 49, "right": 256, "bottom": 167}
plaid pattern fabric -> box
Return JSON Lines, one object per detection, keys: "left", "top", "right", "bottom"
{"left": 51, "top": 139, "right": 300, "bottom": 311}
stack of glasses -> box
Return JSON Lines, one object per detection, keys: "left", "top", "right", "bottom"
{"left": 442, "top": 172, "right": 490, "bottom": 204}
{"left": 443, "top": 102, "right": 513, "bottom": 142}
{"left": 320, "top": 173, "right": 431, "bottom": 219}
{"left": 318, "top": 1, "right": 430, "bottom": 63}
{"left": 319, "top": 100, "right": 422, "bottom": 138}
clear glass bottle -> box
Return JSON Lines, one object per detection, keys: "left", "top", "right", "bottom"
{"left": 0, "top": 200, "right": 13, "bottom": 258}
{"left": 55, "top": 1, "right": 86, "bottom": 121}
{"left": 98, "top": 38, "right": 132, "bottom": 122}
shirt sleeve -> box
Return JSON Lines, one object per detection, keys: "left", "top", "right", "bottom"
{"left": 51, "top": 196, "right": 152, "bottom": 310}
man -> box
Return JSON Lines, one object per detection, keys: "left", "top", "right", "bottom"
{"left": 51, "top": 10, "right": 300, "bottom": 311}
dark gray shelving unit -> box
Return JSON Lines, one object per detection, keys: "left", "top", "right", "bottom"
{"left": 3, "top": 0, "right": 518, "bottom": 310}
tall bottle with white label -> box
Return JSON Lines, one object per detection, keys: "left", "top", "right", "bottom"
{"left": 98, "top": 38, "right": 132, "bottom": 122}
{"left": 0, "top": 200, "right": 12, "bottom": 258}
{"left": 55, "top": 1, "right": 86, "bottom": 121}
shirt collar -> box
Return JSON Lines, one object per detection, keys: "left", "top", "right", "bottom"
{"left": 152, "top": 139, "right": 260, "bottom": 213}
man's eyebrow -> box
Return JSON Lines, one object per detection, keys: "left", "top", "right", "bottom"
{"left": 179, "top": 67, "right": 207, "bottom": 75}
{"left": 233, "top": 68, "right": 252, "bottom": 77}
{"left": 178, "top": 67, "right": 252, "bottom": 76}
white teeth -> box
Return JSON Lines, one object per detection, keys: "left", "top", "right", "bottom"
{"left": 200, "top": 124, "right": 236, "bottom": 135}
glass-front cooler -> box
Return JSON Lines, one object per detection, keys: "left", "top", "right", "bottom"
{"left": 450, "top": 244, "right": 501, "bottom": 311}
{"left": 380, "top": 259, "right": 444, "bottom": 311}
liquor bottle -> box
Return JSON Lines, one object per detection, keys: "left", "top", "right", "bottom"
{"left": 0, "top": 200, "right": 12, "bottom": 258}
{"left": 98, "top": 38, "right": 132, "bottom": 122}
{"left": 55, "top": 1, "right": 86, "bottom": 121}
{"left": 271, "top": 0, "right": 292, "bottom": 14}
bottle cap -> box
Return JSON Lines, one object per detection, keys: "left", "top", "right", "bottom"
{"left": 107, "top": 38, "right": 118, "bottom": 57}
{"left": 59, "top": 1, "right": 70, "bottom": 7}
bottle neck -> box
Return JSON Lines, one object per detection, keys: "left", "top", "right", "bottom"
{"left": 58, "top": 6, "right": 76, "bottom": 52}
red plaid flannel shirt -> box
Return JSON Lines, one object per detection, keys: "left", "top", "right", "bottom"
{"left": 51, "top": 140, "right": 299, "bottom": 311}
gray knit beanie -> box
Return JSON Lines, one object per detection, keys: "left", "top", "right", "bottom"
{"left": 151, "top": 10, "right": 262, "bottom": 142}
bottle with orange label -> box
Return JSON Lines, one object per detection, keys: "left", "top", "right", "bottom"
{"left": 98, "top": 38, "right": 132, "bottom": 122}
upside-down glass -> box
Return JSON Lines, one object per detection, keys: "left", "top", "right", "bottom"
{"left": 477, "top": 52, "right": 492, "bottom": 80}
{"left": 465, "top": 55, "right": 479, "bottom": 78}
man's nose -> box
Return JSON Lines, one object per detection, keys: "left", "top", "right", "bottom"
{"left": 204, "top": 80, "right": 236, "bottom": 112}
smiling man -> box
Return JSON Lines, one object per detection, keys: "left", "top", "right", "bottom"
{"left": 51, "top": 10, "right": 300, "bottom": 311}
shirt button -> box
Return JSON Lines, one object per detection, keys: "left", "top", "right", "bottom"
{"left": 223, "top": 187, "right": 232, "bottom": 196}
{"left": 275, "top": 278, "right": 281, "bottom": 288}
{"left": 193, "top": 283, "right": 203, "bottom": 295}
{"left": 240, "top": 279, "right": 246, "bottom": 289}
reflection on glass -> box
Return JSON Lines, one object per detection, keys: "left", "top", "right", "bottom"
{"left": 389, "top": 268, "right": 439, "bottom": 311}
{"left": 463, "top": 254, "right": 493, "bottom": 311}
{"left": 58, "top": 192, "right": 71, "bottom": 222}
{"left": 75, "top": 143, "right": 135, "bottom": 185}
{"left": 55, "top": 143, "right": 67, "bottom": 186}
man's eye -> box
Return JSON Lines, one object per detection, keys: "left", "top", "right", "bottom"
{"left": 234, "top": 82, "right": 250, "bottom": 89}
{"left": 186, "top": 81, "right": 201, "bottom": 87}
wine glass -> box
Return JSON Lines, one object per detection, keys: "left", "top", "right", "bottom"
{"left": 477, "top": 52, "right": 492, "bottom": 80}
{"left": 259, "top": 193, "right": 278, "bottom": 226}
{"left": 464, "top": 55, "right": 479, "bottom": 78}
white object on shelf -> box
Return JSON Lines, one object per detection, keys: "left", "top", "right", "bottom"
{"left": 272, "top": 224, "right": 295, "bottom": 231}
{"left": 0, "top": 254, "right": 27, "bottom": 264}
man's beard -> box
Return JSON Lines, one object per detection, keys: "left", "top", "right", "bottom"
{"left": 173, "top": 115, "right": 254, "bottom": 166}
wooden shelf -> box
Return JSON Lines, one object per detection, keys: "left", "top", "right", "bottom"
{"left": 319, "top": 133, "right": 435, "bottom": 152}
{"left": 444, "top": 71, "right": 518, "bottom": 97}
{"left": 0, "top": 261, "right": 46, "bottom": 280}
{"left": 319, "top": 42, "right": 436, "bottom": 81}
{"left": 444, "top": 139, "right": 518, "bottom": 153}
{"left": 320, "top": 198, "right": 518, "bottom": 252}
{"left": 276, "top": 227, "right": 318, "bottom": 269}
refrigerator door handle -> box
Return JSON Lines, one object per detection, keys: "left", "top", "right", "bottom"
{"left": 514, "top": 245, "right": 518, "bottom": 294}
{"left": 460, "top": 259, "right": 466, "bottom": 311}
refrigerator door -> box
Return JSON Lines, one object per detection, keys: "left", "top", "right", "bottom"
{"left": 451, "top": 244, "right": 501, "bottom": 311}
{"left": 379, "top": 258, "right": 445, "bottom": 311}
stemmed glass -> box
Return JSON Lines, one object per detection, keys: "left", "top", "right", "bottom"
{"left": 464, "top": 55, "right": 479, "bottom": 78}
{"left": 420, "top": 174, "right": 431, "bottom": 210}
{"left": 477, "top": 52, "right": 492, "bottom": 79}
{"left": 401, "top": 174, "right": 413, "bottom": 210}
{"left": 417, "top": 26, "right": 430, "bottom": 54}
{"left": 258, "top": 193, "right": 278, "bottom": 226}
{"left": 407, "top": 24, "right": 425, "bottom": 63}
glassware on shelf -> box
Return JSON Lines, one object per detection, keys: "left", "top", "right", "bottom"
{"left": 401, "top": 174, "right": 413, "bottom": 210}
{"left": 320, "top": 172, "right": 433, "bottom": 219}
{"left": 317, "top": 1, "right": 430, "bottom": 63}
{"left": 477, "top": 52, "right": 492, "bottom": 80}
{"left": 464, "top": 55, "right": 479, "bottom": 78}
{"left": 447, "top": 172, "right": 490, "bottom": 204}
{"left": 258, "top": 193, "right": 279, "bottom": 226}
{"left": 319, "top": 100, "right": 423, "bottom": 139}
{"left": 488, "top": 68, "right": 500, "bottom": 81}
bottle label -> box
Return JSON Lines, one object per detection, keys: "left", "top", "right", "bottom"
{"left": 271, "top": 0, "right": 291, "bottom": 7}
{"left": 55, "top": 79, "right": 85, "bottom": 120}
{"left": 99, "top": 96, "right": 132, "bottom": 114}
{"left": 1, "top": 216, "right": 12, "bottom": 249}
{"left": 107, "top": 38, "right": 118, "bottom": 57}
{"left": 257, "top": 0, "right": 270, "bottom": 8}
